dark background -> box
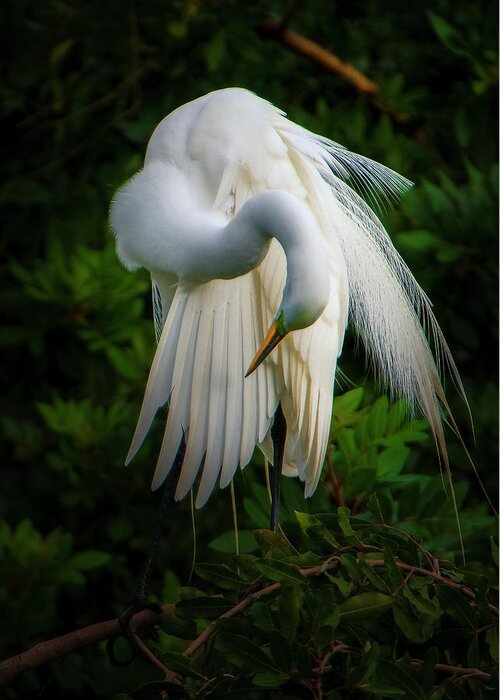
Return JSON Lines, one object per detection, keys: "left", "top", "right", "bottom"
{"left": 1, "top": 1, "right": 498, "bottom": 697}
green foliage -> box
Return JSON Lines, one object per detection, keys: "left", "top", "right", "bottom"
{"left": 1, "top": 0, "right": 497, "bottom": 697}
{"left": 124, "top": 511, "right": 498, "bottom": 698}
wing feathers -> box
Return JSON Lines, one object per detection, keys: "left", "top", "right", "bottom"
{"left": 175, "top": 309, "right": 213, "bottom": 500}
{"left": 196, "top": 302, "right": 228, "bottom": 506}
{"left": 126, "top": 293, "right": 187, "bottom": 465}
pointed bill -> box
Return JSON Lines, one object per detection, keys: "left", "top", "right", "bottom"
{"left": 245, "top": 319, "right": 288, "bottom": 377}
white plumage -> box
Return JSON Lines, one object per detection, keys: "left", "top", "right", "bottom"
{"left": 110, "top": 87, "right": 463, "bottom": 511}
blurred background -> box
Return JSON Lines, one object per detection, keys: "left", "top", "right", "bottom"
{"left": 1, "top": 1, "right": 498, "bottom": 697}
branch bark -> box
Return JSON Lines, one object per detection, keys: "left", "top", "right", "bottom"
{"left": 0, "top": 603, "right": 174, "bottom": 685}
{"left": 258, "top": 19, "right": 379, "bottom": 97}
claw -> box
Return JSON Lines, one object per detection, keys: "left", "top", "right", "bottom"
{"left": 107, "top": 598, "right": 163, "bottom": 667}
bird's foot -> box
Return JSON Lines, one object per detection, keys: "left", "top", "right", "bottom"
{"left": 238, "top": 581, "right": 263, "bottom": 601}
{"left": 107, "top": 597, "right": 163, "bottom": 667}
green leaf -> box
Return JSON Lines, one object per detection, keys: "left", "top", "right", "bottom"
{"left": 209, "top": 530, "right": 258, "bottom": 554}
{"left": 160, "top": 652, "right": 206, "bottom": 680}
{"left": 243, "top": 497, "right": 269, "bottom": 529}
{"left": 195, "top": 563, "right": 246, "bottom": 590}
{"left": 254, "top": 558, "right": 305, "bottom": 585}
{"left": 50, "top": 38, "right": 75, "bottom": 65}
{"left": 333, "top": 388, "right": 364, "bottom": 418}
{"left": 375, "top": 661, "right": 426, "bottom": 700}
{"left": 491, "top": 537, "right": 499, "bottom": 567}
{"left": 339, "top": 553, "right": 362, "bottom": 584}
{"left": 377, "top": 445, "right": 410, "bottom": 477}
{"left": 295, "top": 511, "right": 341, "bottom": 548}
{"left": 344, "top": 466, "right": 377, "bottom": 497}
{"left": 337, "top": 507, "right": 361, "bottom": 544}
{"left": 486, "top": 627, "right": 498, "bottom": 663}
{"left": 175, "top": 596, "right": 234, "bottom": 620}
{"left": 215, "top": 633, "right": 278, "bottom": 673}
{"left": 367, "top": 396, "right": 389, "bottom": 439}
{"left": 338, "top": 592, "right": 392, "bottom": 621}
{"left": 204, "top": 31, "right": 226, "bottom": 72}
{"left": 159, "top": 615, "right": 196, "bottom": 640}
{"left": 337, "top": 507, "right": 354, "bottom": 536}
{"left": 416, "top": 646, "right": 439, "bottom": 691}
{"left": 69, "top": 550, "right": 111, "bottom": 570}
{"left": 427, "top": 12, "right": 469, "bottom": 56}
{"left": 437, "top": 586, "right": 476, "bottom": 630}
{"left": 361, "top": 686, "right": 406, "bottom": 697}
{"left": 308, "top": 587, "right": 338, "bottom": 635}
{"left": 366, "top": 493, "right": 385, "bottom": 524}
{"left": 402, "top": 585, "right": 442, "bottom": 620}
{"left": 393, "top": 592, "right": 436, "bottom": 643}
{"left": 252, "top": 671, "right": 288, "bottom": 687}
{"left": 442, "top": 681, "right": 470, "bottom": 699}
{"left": 269, "top": 629, "right": 292, "bottom": 671}
{"left": 253, "top": 529, "right": 295, "bottom": 558}
{"left": 358, "top": 559, "right": 391, "bottom": 593}
{"left": 337, "top": 429, "right": 358, "bottom": 465}
{"left": 325, "top": 575, "right": 352, "bottom": 599}
{"left": 279, "top": 585, "right": 303, "bottom": 641}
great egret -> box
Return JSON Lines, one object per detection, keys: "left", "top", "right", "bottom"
{"left": 111, "top": 87, "right": 464, "bottom": 529}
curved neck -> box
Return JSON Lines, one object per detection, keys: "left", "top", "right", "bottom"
{"left": 111, "top": 163, "right": 330, "bottom": 327}
{"left": 187, "top": 190, "right": 326, "bottom": 282}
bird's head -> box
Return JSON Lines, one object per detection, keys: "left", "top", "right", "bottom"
{"left": 246, "top": 271, "right": 330, "bottom": 377}
{"left": 233, "top": 188, "right": 330, "bottom": 378}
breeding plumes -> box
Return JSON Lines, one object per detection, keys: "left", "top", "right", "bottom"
{"left": 110, "top": 87, "right": 465, "bottom": 519}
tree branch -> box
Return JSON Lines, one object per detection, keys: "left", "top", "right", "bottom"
{"left": 0, "top": 603, "right": 174, "bottom": 685}
{"left": 365, "top": 559, "right": 500, "bottom": 615}
{"left": 258, "top": 19, "right": 379, "bottom": 97}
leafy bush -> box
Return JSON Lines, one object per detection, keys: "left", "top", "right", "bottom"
{"left": 119, "top": 510, "right": 497, "bottom": 699}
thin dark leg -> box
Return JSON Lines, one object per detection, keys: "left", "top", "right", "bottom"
{"left": 107, "top": 439, "right": 185, "bottom": 666}
{"left": 133, "top": 439, "right": 185, "bottom": 602}
{"left": 270, "top": 403, "right": 287, "bottom": 532}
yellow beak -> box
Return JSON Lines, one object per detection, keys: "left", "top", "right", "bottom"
{"left": 245, "top": 319, "right": 288, "bottom": 377}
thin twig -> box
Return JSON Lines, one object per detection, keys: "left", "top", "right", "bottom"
{"left": 364, "top": 559, "right": 499, "bottom": 615}
{"left": 19, "top": 63, "right": 155, "bottom": 131}
{"left": 411, "top": 658, "right": 491, "bottom": 682}
{"left": 130, "top": 633, "right": 178, "bottom": 683}
{"left": 183, "top": 559, "right": 340, "bottom": 658}
{"left": 182, "top": 582, "right": 280, "bottom": 657}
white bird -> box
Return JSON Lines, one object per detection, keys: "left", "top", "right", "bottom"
{"left": 110, "top": 87, "right": 464, "bottom": 521}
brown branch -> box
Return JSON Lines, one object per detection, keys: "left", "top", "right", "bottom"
{"left": 258, "top": 19, "right": 379, "bottom": 97}
{"left": 184, "top": 558, "right": 341, "bottom": 658}
{"left": 327, "top": 452, "right": 346, "bottom": 507}
{"left": 411, "top": 659, "right": 491, "bottom": 682}
{"left": 130, "top": 633, "right": 178, "bottom": 683}
{"left": 0, "top": 603, "right": 174, "bottom": 685}
{"left": 183, "top": 582, "right": 281, "bottom": 658}
{"left": 18, "top": 62, "right": 156, "bottom": 131}
{"left": 0, "top": 559, "right": 339, "bottom": 685}
{"left": 365, "top": 559, "right": 499, "bottom": 615}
